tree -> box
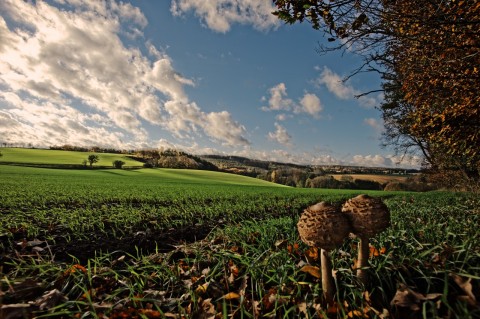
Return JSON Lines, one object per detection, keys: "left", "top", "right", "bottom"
{"left": 273, "top": 0, "right": 480, "bottom": 182}
{"left": 386, "top": 0, "right": 480, "bottom": 179}
{"left": 87, "top": 154, "right": 99, "bottom": 168}
{"left": 112, "top": 160, "right": 125, "bottom": 169}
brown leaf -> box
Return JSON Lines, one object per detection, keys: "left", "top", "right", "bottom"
{"left": 300, "top": 265, "right": 321, "bottom": 279}
{"left": 298, "top": 302, "right": 308, "bottom": 318}
{"left": 194, "top": 298, "right": 216, "bottom": 319}
{"left": 391, "top": 284, "right": 442, "bottom": 311}
{"left": 451, "top": 274, "right": 477, "bottom": 306}
{"left": 262, "top": 288, "right": 277, "bottom": 311}
{"left": 34, "top": 289, "right": 67, "bottom": 310}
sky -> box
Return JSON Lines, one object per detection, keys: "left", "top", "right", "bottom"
{"left": 0, "top": 0, "right": 421, "bottom": 168}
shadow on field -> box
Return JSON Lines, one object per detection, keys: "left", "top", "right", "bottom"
{"left": 57, "top": 224, "right": 215, "bottom": 262}
{"left": 1, "top": 224, "right": 215, "bottom": 266}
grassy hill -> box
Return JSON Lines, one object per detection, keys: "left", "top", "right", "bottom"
{"left": 0, "top": 164, "right": 286, "bottom": 188}
{"left": 0, "top": 147, "right": 142, "bottom": 167}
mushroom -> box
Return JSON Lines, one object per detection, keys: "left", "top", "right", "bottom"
{"left": 297, "top": 202, "right": 351, "bottom": 304}
{"left": 341, "top": 194, "right": 390, "bottom": 285}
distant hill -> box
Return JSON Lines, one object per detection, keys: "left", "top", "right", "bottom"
{"left": 0, "top": 146, "right": 426, "bottom": 191}
{"left": 0, "top": 147, "right": 143, "bottom": 168}
{"left": 200, "top": 154, "right": 417, "bottom": 177}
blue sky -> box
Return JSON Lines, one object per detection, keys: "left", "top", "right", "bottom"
{"left": 0, "top": 0, "right": 420, "bottom": 168}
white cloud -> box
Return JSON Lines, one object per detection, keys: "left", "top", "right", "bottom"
{"left": 349, "top": 154, "right": 422, "bottom": 168}
{"left": 350, "top": 154, "right": 393, "bottom": 167}
{"left": 170, "top": 0, "right": 280, "bottom": 33}
{"left": 262, "top": 83, "right": 323, "bottom": 117}
{"left": 0, "top": 0, "right": 248, "bottom": 148}
{"left": 315, "top": 67, "right": 356, "bottom": 99}
{"left": 364, "top": 118, "right": 384, "bottom": 133}
{"left": 297, "top": 93, "right": 323, "bottom": 117}
{"left": 204, "top": 111, "right": 249, "bottom": 146}
{"left": 261, "top": 83, "right": 293, "bottom": 112}
{"left": 275, "top": 113, "right": 289, "bottom": 121}
{"left": 267, "top": 123, "right": 292, "bottom": 146}
{"left": 314, "top": 66, "right": 382, "bottom": 108}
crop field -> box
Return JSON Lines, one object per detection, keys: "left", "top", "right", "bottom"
{"left": 0, "top": 147, "right": 142, "bottom": 167}
{"left": 331, "top": 174, "right": 408, "bottom": 184}
{"left": 0, "top": 164, "right": 479, "bottom": 318}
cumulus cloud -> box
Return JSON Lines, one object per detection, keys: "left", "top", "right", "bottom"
{"left": 364, "top": 118, "right": 384, "bottom": 134}
{"left": 170, "top": 0, "right": 280, "bottom": 33}
{"left": 349, "top": 154, "right": 421, "bottom": 168}
{"left": 261, "top": 83, "right": 293, "bottom": 112}
{"left": 314, "top": 66, "right": 382, "bottom": 108}
{"left": 0, "top": 0, "right": 248, "bottom": 148}
{"left": 262, "top": 83, "right": 323, "bottom": 117}
{"left": 267, "top": 123, "right": 292, "bottom": 146}
{"left": 350, "top": 154, "right": 393, "bottom": 167}
{"left": 298, "top": 93, "right": 323, "bottom": 117}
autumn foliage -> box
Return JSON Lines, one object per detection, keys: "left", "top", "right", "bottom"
{"left": 273, "top": 0, "right": 480, "bottom": 184}
{"left": 387, "top": 0, "right": 480, "bottom": 178}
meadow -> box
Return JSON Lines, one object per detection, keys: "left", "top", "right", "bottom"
{"left": 0, "top": 160, "right": 479, "bottom": 318}
{"left": 0, "top": 147, "right": 142, "bottom": 168}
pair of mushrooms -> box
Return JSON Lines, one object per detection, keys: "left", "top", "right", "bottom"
{"left": 297, "top": 194, "right": 390, "bottom": 304}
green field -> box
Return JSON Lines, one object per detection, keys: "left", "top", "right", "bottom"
{"left": 0, "top": 157, "right": 479, "bottom": 318}
{"left": 0, "top": 147, "right": 143, "bottom": 167}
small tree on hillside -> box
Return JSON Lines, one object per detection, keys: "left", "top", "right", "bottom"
{"left": 113, "top": 160, "right": 125, "bottom": 169}
{"left": 87, "top": 154, "right": 99, "bottom": 168}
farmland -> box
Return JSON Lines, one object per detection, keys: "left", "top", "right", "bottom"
{"left": 331, "top": 174, "right": 408, "bottom": 184}
{"left": 0, "top": 147, "right": 143, "bottom": 168}
{"left": 0, "top": 160, "right": 479, "bottom": 318}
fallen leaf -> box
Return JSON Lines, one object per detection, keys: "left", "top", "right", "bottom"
{"left": 300, "top": 265, "right": 321, "bottom": 279}
{"left": 305, "top": 247, "right": 319, "bottom": 262}
{"left": 451, "top": 274, "right": 477, "bottom": 306}
{"left": 34, "top": 289, "right": 67, "bottom": 310}
{"left": 193, "top": 298, "right": 216, "bottom": 319}
{"left": 298, "top": 302, "right": 308, "bottom": 318}
{"left": 223, "top": 292, "right": 240, "bottom": 300}
{"left": 391, "top": 283, "right": 442, "bottom": 311}
{"left": 262, "top": 288, "right": 277, "bottom": 311}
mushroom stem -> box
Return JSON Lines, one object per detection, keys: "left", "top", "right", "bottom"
{"left": 321, "top": 248, "right": 335, "bottom": 304}
{"left": 356, "top": 236, "right": 369, "bottom": 285}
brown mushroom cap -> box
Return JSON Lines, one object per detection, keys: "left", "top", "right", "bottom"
{"left": 297, "top": 202, "right": 351, "bottom": 250}
{"left": 341, "top": 194, "right": 390, "bottom": 238}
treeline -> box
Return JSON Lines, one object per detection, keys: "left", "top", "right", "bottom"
{"left": 259, "top": 168, "right": 384, "bottom": 190}
{"left": 49, "top": 145, "right": 134, "bottom": 154}
{"left": 134, "top": 149, "right": 218, "bottom": 170}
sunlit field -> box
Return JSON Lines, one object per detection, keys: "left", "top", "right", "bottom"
{"left": 0, "top": 147, "right": 143, "bottom": 167}
{"left": 0, "top": 163, "right": 479, "bottom": 318}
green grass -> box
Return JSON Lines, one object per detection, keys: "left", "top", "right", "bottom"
{"left": 0, "top": 163, "right": 479, "bottom": 318}
{"left": 0, "top": 147, "right": 142, "bottom": 167}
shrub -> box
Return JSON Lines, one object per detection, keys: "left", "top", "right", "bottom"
{"left": 112, "top": 160, "right": 125, "bottom": 169}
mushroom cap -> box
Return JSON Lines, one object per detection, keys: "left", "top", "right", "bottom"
{"left": 297, "top": 202, "right": 351, "bottom": 250}
{"left": 341, "top": 194, "right": 390, "bottom": 238}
